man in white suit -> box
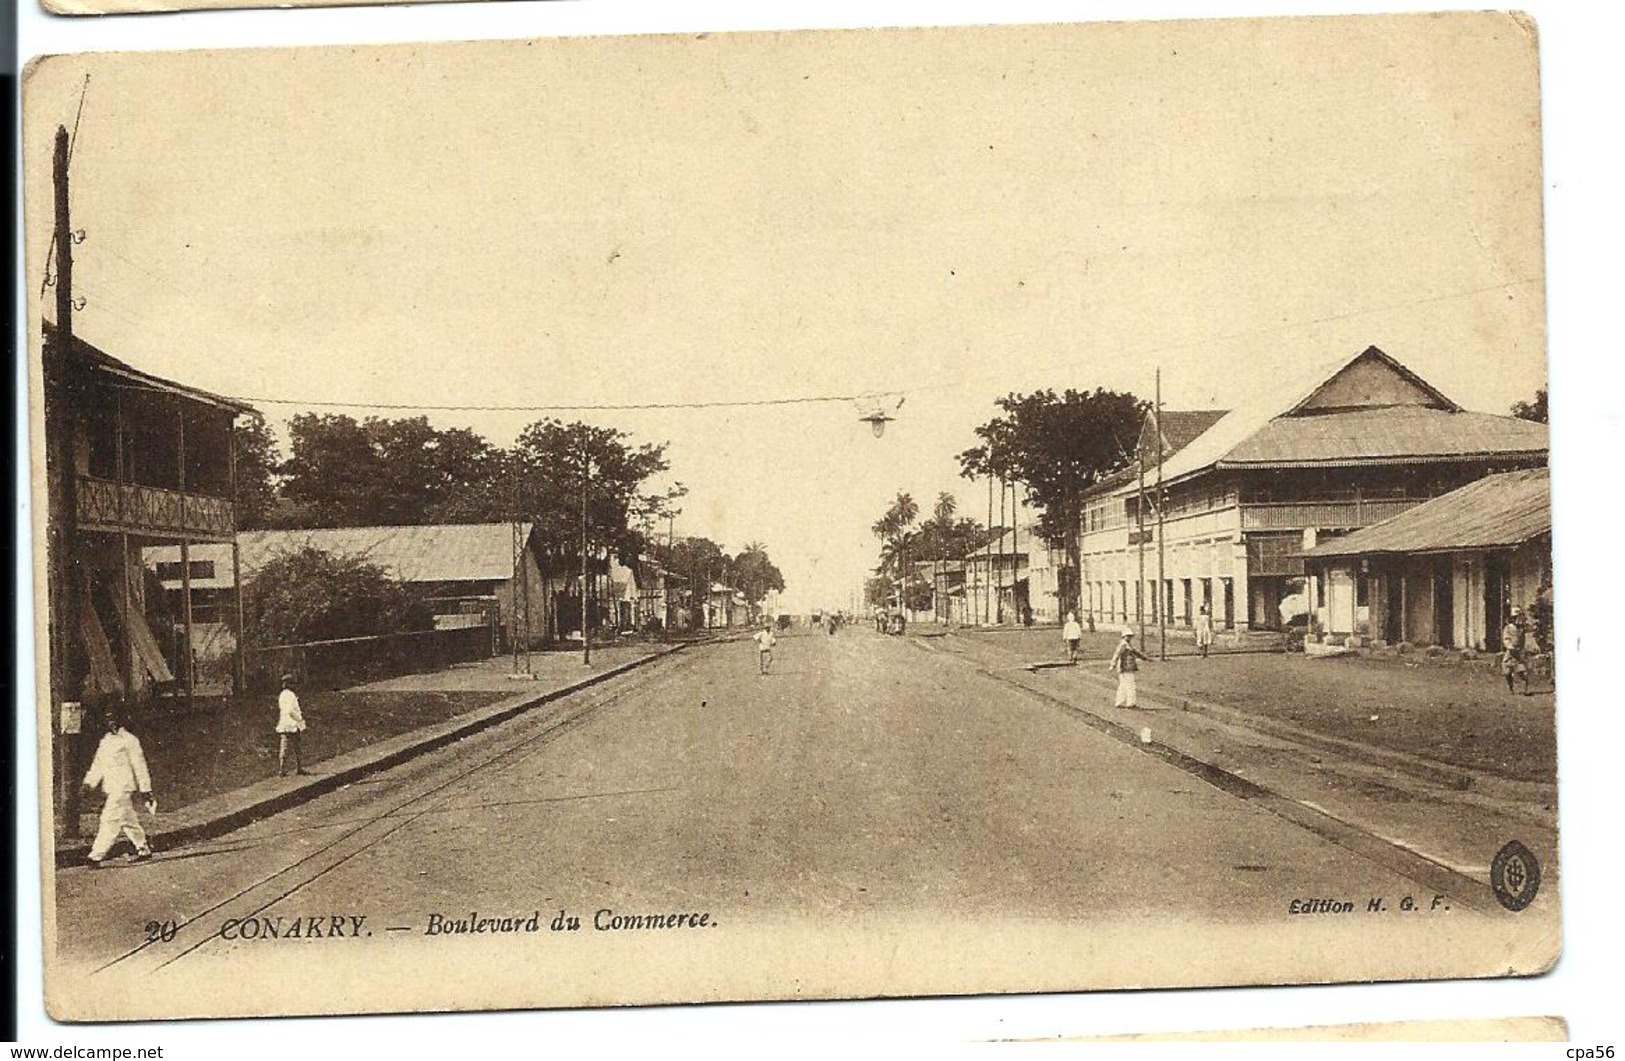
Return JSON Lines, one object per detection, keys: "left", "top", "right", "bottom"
{"left": 82, "top": 711, "right": 154, "bottom": 866}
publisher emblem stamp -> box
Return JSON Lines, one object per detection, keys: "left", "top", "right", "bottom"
{"left": 1490, "top": 840, "right": 1541, "bottom": 912}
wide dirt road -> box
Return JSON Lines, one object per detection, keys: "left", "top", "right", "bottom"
{"left": 52, "top": 629, "right": 1527, "bottom": 1017}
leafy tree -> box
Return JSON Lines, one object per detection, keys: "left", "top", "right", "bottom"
{"left": 1511, "top": 388, "right": 1548, "bottom": 424}
{"left": 278, "top": 413, "right": 387, "bottom": 526}
{"left": 231, "top": 412, "right": 282, "bottom": 530}
{"left": 959, "top": 388, "right": 1147, "bottom": 614}
{"left": 241, "top": 547, "right": 432, "bottom": 647}
{"left": 278, "top": 414, "right": 508, "bottom": 527}
{"left": 727, "top": 541, "right": 786, "bottom": 623}
{"left": 508, "top": 419, "right": 680, "bottom": 567}
{"left": 652, "top": 535, "right": 730, "bottom": 626}
{"left": 368, "top": 417, "right": 503, "bottom": 525}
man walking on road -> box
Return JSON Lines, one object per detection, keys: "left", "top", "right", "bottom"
{"left": 754, "top": 623, "right": 777, "bottom": 675}
{"left": 1194, "top": 603, "right": 1214, "bottom": 658}
{"left": 277, "top": 674, "right": 308, "bottom": 776}
{"left": 82, "top": 710, "right": 154, "bottom": 866}
{"left": 1110, "top": 628, "right": 1151, "bottom": 708}
{"left": 1063, "top": 611, "right": 1083, "bottom": 664}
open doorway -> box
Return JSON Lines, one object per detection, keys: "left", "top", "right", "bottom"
{"left": 1432, "top": 558, "right": 1454, "bottom": 648}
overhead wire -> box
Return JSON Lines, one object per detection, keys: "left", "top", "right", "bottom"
{"left": 220, "top": 274, "right": 1542, "bottom": 415}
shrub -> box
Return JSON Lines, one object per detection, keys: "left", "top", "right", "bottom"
{"left": 242, "top": 546, "right": 434, "bottom": 647}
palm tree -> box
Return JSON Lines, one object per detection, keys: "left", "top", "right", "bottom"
{"left": 871, "top": 491, "right": 919, "bottom": 614}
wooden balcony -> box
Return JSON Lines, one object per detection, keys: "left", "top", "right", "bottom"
{"left": 76, "top": 475, "right": 236, "bottom": 541}
{"left": 1239, "top": 498, "right": 1418, "bottom": 532}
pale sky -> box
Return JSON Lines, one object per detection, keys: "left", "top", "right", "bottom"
{"left": 24, "top": 14, "right": 1547, "bottom": 612}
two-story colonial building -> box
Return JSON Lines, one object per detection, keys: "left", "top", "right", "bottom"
{"left": 44, "top": 328, "right": 255, "bottom": 709}
{"left": 1077, "top": 346, "right": 1547, "bottom": 633}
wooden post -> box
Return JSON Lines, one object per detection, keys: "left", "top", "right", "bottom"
{"left": 177, "top": 401, "right": 194, "bottom": 707}
{"left": 114, "top": 390, "right": 138, "bottom": 695}
{"left": 581, "top": 452, "right": 591, "bottom": 665}
{"left": 51, "top": 125, "right": 84, "bottom": 839}
{"left": 985, "top": 474, "right": 993, "bottom": 625}
{"left": 228, "top": 415, "right": 247, "bottom": 694}
{"left": 1137, "top": 440, "right": 1147, "bottom": 644}
{"left": 1156, "top": 368, "right": 1167, "bottom": 661}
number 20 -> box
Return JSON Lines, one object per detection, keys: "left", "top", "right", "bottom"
{"left": 144, "top": 919, "right": 178, "bottom": 943}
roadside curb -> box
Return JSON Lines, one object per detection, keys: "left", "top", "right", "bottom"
{"left": 938, "top": 630, "right": 1547, "bottom": 795}
{"left": 921, "top": 632, "right": 1502, "bottom": 910}
{"left": 57, "top": 640, "right": 702, "bottom": 868}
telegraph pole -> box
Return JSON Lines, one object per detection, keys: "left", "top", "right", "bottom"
{"left": 581, "top": 451, "right": 591, "bottom": 665}
{"left": 666, "top": 511, "right": 676, "bottom": 631}
{"left": 1155, "top": 367, "right": 1167, "bottom": 661}
{"left": 509, "top": 460, "right": 532, "bottom": 677}
{"left": 988, "top": 477, "right": 1001, "bottom": 620}
{"left": 1137, "top": 440, "right": 1147, "bottom": 646}
{"left": 1010, "top": 479, "right": 1020, "bottom": 622}
{"left": 50, "top": 124, "right": 84, "bottom": 840}
{"left": 985, "top": 474, "right": 993, "bottom": 625}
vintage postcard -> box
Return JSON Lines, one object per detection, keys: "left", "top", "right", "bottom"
{"left": 42, "top": 0, "right": 497, "bottom": 17}
{"left": 24, "top": 14, "right": 1559, "bottom": 1022}
{"left": 1048, "top": 1016, "right": 1570, "bottom": 1042}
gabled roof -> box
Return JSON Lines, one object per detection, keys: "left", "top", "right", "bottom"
{"left": 1103, "top": 346, "right": 1545, "bottom": 494}
{"left": 1304, "top": 468, "right": 1550, "bottom": 558}
{"left": 1139, "top": 409, "right": 1229, "bottom": 462}
{"left": 1081, "top": 409, "right": 1226, "bottom": 502}
{"left": 239, "top": 523, "right": 530, "bottom": 583}
{"left": 48, "top": 324, "right": 257, "bottom": 415}
{"left": 961, "top": 525, "right": 1038, "bottom": 562}
{"left": 1219, "top": 407, "right": 1547, "bottom": 467}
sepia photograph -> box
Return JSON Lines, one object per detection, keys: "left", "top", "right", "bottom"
{"left": 23, "top": 12, "right": 1562, "bottom": 1023}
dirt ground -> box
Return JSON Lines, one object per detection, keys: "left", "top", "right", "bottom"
{"left": 954, "top": 626, "right": 1557, "bottom": 783}
{"left": 126, "top": 689, "right": 510, "bottom": 812}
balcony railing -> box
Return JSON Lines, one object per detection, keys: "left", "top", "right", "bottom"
{"left": 1239, "top": 498, "right": 1418, "bottom": 532}
{"left": 76, "top": 475, "right": 236, "bottom": 540}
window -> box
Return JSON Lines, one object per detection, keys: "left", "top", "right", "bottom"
{"left": 155, "top": 560, "right": 215, "bottom": 581}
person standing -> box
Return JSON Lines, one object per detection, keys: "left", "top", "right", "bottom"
{"left": 1062, "top": 611, "right": 1084, "bottom": 664}
{"left": 1501, "top": 607, "right": 1530, "bottom": 695}
{"left": 753, "top": 623, "right": 777, "bottom": 675}
{"left": 276, "top": 673, "right": 308, "bottom": 776}
{"left": 1110, "top": 628, "right": 1151, "bottom": 708}
{"left": 82, "top": 710, "right": 154, "bottom": 866}
{"left": 1194, "top": 603, "right": 1214, "bottom": 658}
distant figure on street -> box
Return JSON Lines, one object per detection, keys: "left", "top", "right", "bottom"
{"left": 1501, "top": 607, "right": 1530, "bottom": 695}
{"left": 1062, "top": 611, "right": 1083, "bottom": 664}
{"left": 754, "top": 624, "right": 777, "bottom": 675}
{"left": 828, "top": 613, "right": 840, "bottom": 636}
{"left": 277, "top": 673, "right": 308, "bottom": 776}
{"left": 1195, "top": 603, "right": 1214, "bottom": 658}
{"left": 82, "top": 709, "right": 154, "bottom": 867}
{"left": 1110, "top": 628, "right": 1151, "bottom": 708}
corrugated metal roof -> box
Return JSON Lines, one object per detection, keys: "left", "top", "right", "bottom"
{"left": 239, "top": 523, "right": 530, "bottom": 583}
{"left": 1097, "top": 346, "right": 1543, "bottom": 496}
{"left": 1082, "top": 410, "right": 1225, "bottom": 501}
{"left": 1142, "top": 409, "right": 1229, "bottom": 460}
{"left": 54, "top": 325, "right": 258, "bottom": 415}
{"left": 1304, "top": 468, "right": 1550, "bottom": 557}
{"left": 961, "top": 524, "right": 1041, "bottom": 562}
{"left": 1218, "top": 406, "right": 1547, "bottom": 466}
